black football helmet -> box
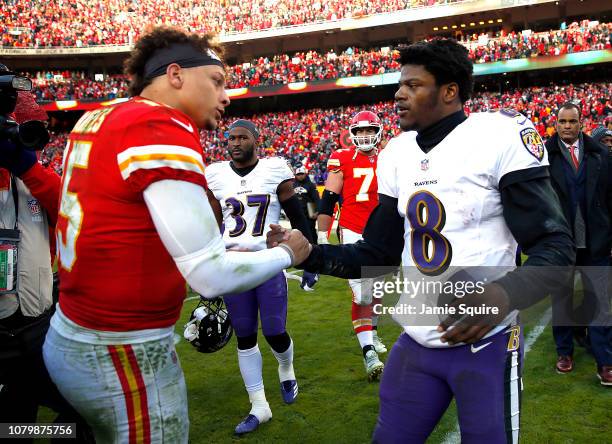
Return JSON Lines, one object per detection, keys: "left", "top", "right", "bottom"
{"left": 183, "top": 297, "right": 233, "bottom": 353}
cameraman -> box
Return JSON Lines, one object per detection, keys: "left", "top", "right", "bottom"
{"left": 0, "top": 65, "right": 90, "bottom": 441}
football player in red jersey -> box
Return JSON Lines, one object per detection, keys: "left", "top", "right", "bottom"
{"left": 42, "top": 27, "right": 310, "bottom": 444}
{"left": 317, "top": 110, "right": 387, "bottom": 381}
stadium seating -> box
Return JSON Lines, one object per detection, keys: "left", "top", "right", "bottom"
{"left": 23, "top": 21, "right": 612, "bottom": 101}
{"left": 30, "top": 72, "right": 129, "bottom": 101}
{"left": 463, "top": 20, "right": 611, "bottom": 63}
{"left": 1, "top": 0, "right": 453, "bottom": 47}
{"left": 40, "top": 82, "right": 612, "bottom": 181}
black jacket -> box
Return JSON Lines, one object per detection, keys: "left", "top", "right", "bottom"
{"left": 545, "top": 132, "right": 612, "bottom": 260}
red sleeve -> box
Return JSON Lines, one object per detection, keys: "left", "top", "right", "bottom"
{"left": 20, "top": 162, "right": 61, "bottom": 227}
{"left": 327, "top": 150, "right": 343, "bottom": 173}
{"left": 115, "top": 109, "right": 207, "bottom": 193}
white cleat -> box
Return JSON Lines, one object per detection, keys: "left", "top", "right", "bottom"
{"left": 373, "top": 332, "right": 387, "bottom": 354}
{"left": 364, "top": 350, "right": 384, "bottom": 382}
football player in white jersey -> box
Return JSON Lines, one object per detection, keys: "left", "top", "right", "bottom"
{"left": 269, "top": 40, "right": 575, "bottom": 443}
{"left": 206, "top": 119, "right": 314, "bottom": 435}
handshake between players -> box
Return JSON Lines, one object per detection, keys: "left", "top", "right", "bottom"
{"left": 267, "top": 223, "right": 513, "bottom": 345}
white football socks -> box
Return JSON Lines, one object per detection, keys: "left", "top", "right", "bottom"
{"left": 238, "top": 345, "right": 271, "bottom": 421}
{"left": 356, "top": 330, "right": 374, "bottom": 349}
{"left": 247, "top": 389, "right": 272, "bottom": 422}
{"left": 271, "top": 339, "right": 295, "bottom": 382}
{"left": 238, "top": 345, "right": 264, "bottom": 393}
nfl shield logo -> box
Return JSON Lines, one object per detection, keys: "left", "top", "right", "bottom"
{"left": 27, "top": 199, "right": 41, "bottom": 215}
{"left": 420, "top": 159, "right": 429, "bottom": 171}
{"left": 27, "top": 199, "right": 43, "bottom": 222}
{"left": 241, "top": 180, "right": 247, "bottom": 186}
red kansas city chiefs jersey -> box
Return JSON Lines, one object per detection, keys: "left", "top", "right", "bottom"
{"left": 56, "top": 98, "right": 207, "bottom": 331}
{"left": 327, "top": 148, "right": 379, "bottom": 234}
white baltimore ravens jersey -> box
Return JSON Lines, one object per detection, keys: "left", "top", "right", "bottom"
{"left": 206, "top": 158, "right": 294, "bottom": 251}
{"left": 377, "top": 110, "right": 548, "bottom": 348}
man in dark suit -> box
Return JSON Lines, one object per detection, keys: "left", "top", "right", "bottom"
{"left": 545, "top": 102, "right": 612, "bottom": 386}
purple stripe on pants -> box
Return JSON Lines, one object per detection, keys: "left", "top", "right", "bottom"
{"left": 223, "top": 271, "right": 288, "bottom": 337}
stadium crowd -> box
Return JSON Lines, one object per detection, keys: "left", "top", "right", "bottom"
{"left": 1, "top": 0, "right": 455, "bottom": 47}
{"left": 39, "top": 81, "right": 611, "bottom": 183}
{"left": 23, "top": 21, "right": 611, "bottom": 101}
{"left": 30, "top": 72, "right": 129, "bottom": 101}
{"left": 464, "top": 20, "right": 611, "bottom": 63}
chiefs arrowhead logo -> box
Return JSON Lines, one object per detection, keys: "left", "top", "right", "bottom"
{"left": 340, "top": 129, "right": 352, "bottom": 150}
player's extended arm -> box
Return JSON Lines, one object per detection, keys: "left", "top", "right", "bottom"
{"left": 316, "top": 170, "right": 343, "bottom": 241}
{"left": 299, "top": 193, "right": 404, "bottom": 277}
{"left": 495, "top": 169, "right": 576, "bottom": 310}
{"left": 144, "top": 179, "right": 301, "bottom": 298}
{"left": 278, "top": 180, "right": 315, "bottom": 243}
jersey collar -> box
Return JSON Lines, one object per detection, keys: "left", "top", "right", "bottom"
{"left": 415, "top": 110, "right": 467, "bottom": 154}
{"left": 230, "top": 159, "right": 259, "bottom": 177}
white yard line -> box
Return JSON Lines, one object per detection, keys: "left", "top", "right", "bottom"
{"left": 440, "top": 307, "right": 553, "bottom": 444}
{"left": 184, "top": 295, "right": 201, "bottom": 302}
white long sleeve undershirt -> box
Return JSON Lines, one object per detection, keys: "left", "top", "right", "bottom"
{"left": 143, "top": 180, "right": 292, "bottom": 298}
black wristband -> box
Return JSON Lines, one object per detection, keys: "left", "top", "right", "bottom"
{"left": 319, "top": 189, "right": 339, "bottom": 216}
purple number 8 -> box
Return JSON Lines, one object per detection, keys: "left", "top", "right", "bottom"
{"left": 406, "top": 191, "right": 452, "bottom": 276}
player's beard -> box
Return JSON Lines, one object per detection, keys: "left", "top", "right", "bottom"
{"left": 229, "top": 144, "right": 255, "bottom": 163}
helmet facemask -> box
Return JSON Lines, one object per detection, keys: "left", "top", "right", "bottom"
{"left": 183, "top": 297, "right": 233, "bottom": 353}
{"left": 349, "top": 125, "right": 382, "bottom": 152}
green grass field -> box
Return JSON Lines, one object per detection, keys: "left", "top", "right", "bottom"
{"left": 175, "top": 277, "right": 609, "bottom": 444}
{"left": 37, "top": 269, "right": 609, "bottom": 443}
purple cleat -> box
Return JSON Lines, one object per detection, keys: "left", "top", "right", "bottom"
{"left": 235, "top": 414, "right": 262, "bottom": 435}
{"left": 280, "top": 380, "right": 298, "bottom": 404}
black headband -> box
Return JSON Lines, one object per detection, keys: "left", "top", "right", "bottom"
{"left": 229, "top": 119, "right": 260, "bottom": 139}
{"left": 144, "top": 43, "right": 224, "bottom": 80}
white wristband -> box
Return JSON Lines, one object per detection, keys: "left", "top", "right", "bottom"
{"left": 317, "top": 231, "right": 329, "bottom": 245}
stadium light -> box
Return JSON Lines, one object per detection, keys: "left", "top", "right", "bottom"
{"left": 442, "top": 26, "right": 448, "bottom": 30}
{"left": 433, "top": 27, "right": 439, "bottom": 31}
{"left": 479, "top": 21, "right": 485, "bottom": 25}
{"left": 497, "top": 19, "right": 503, "bottom": 23}
{"left": 488, "top": 20, "right": 494, "bottom": 24}
{"left": 452, "top": 25, "right": 457, "bottom": 29}
{"left": 470, "top": 22, "right": 475, "bottom": 26}
{"left": 461, "top": 24, "right": 466, "bottom": 28}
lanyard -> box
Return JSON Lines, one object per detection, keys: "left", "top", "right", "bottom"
{"left": 11, "top": 176, "right": 18, "bottom": 230}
